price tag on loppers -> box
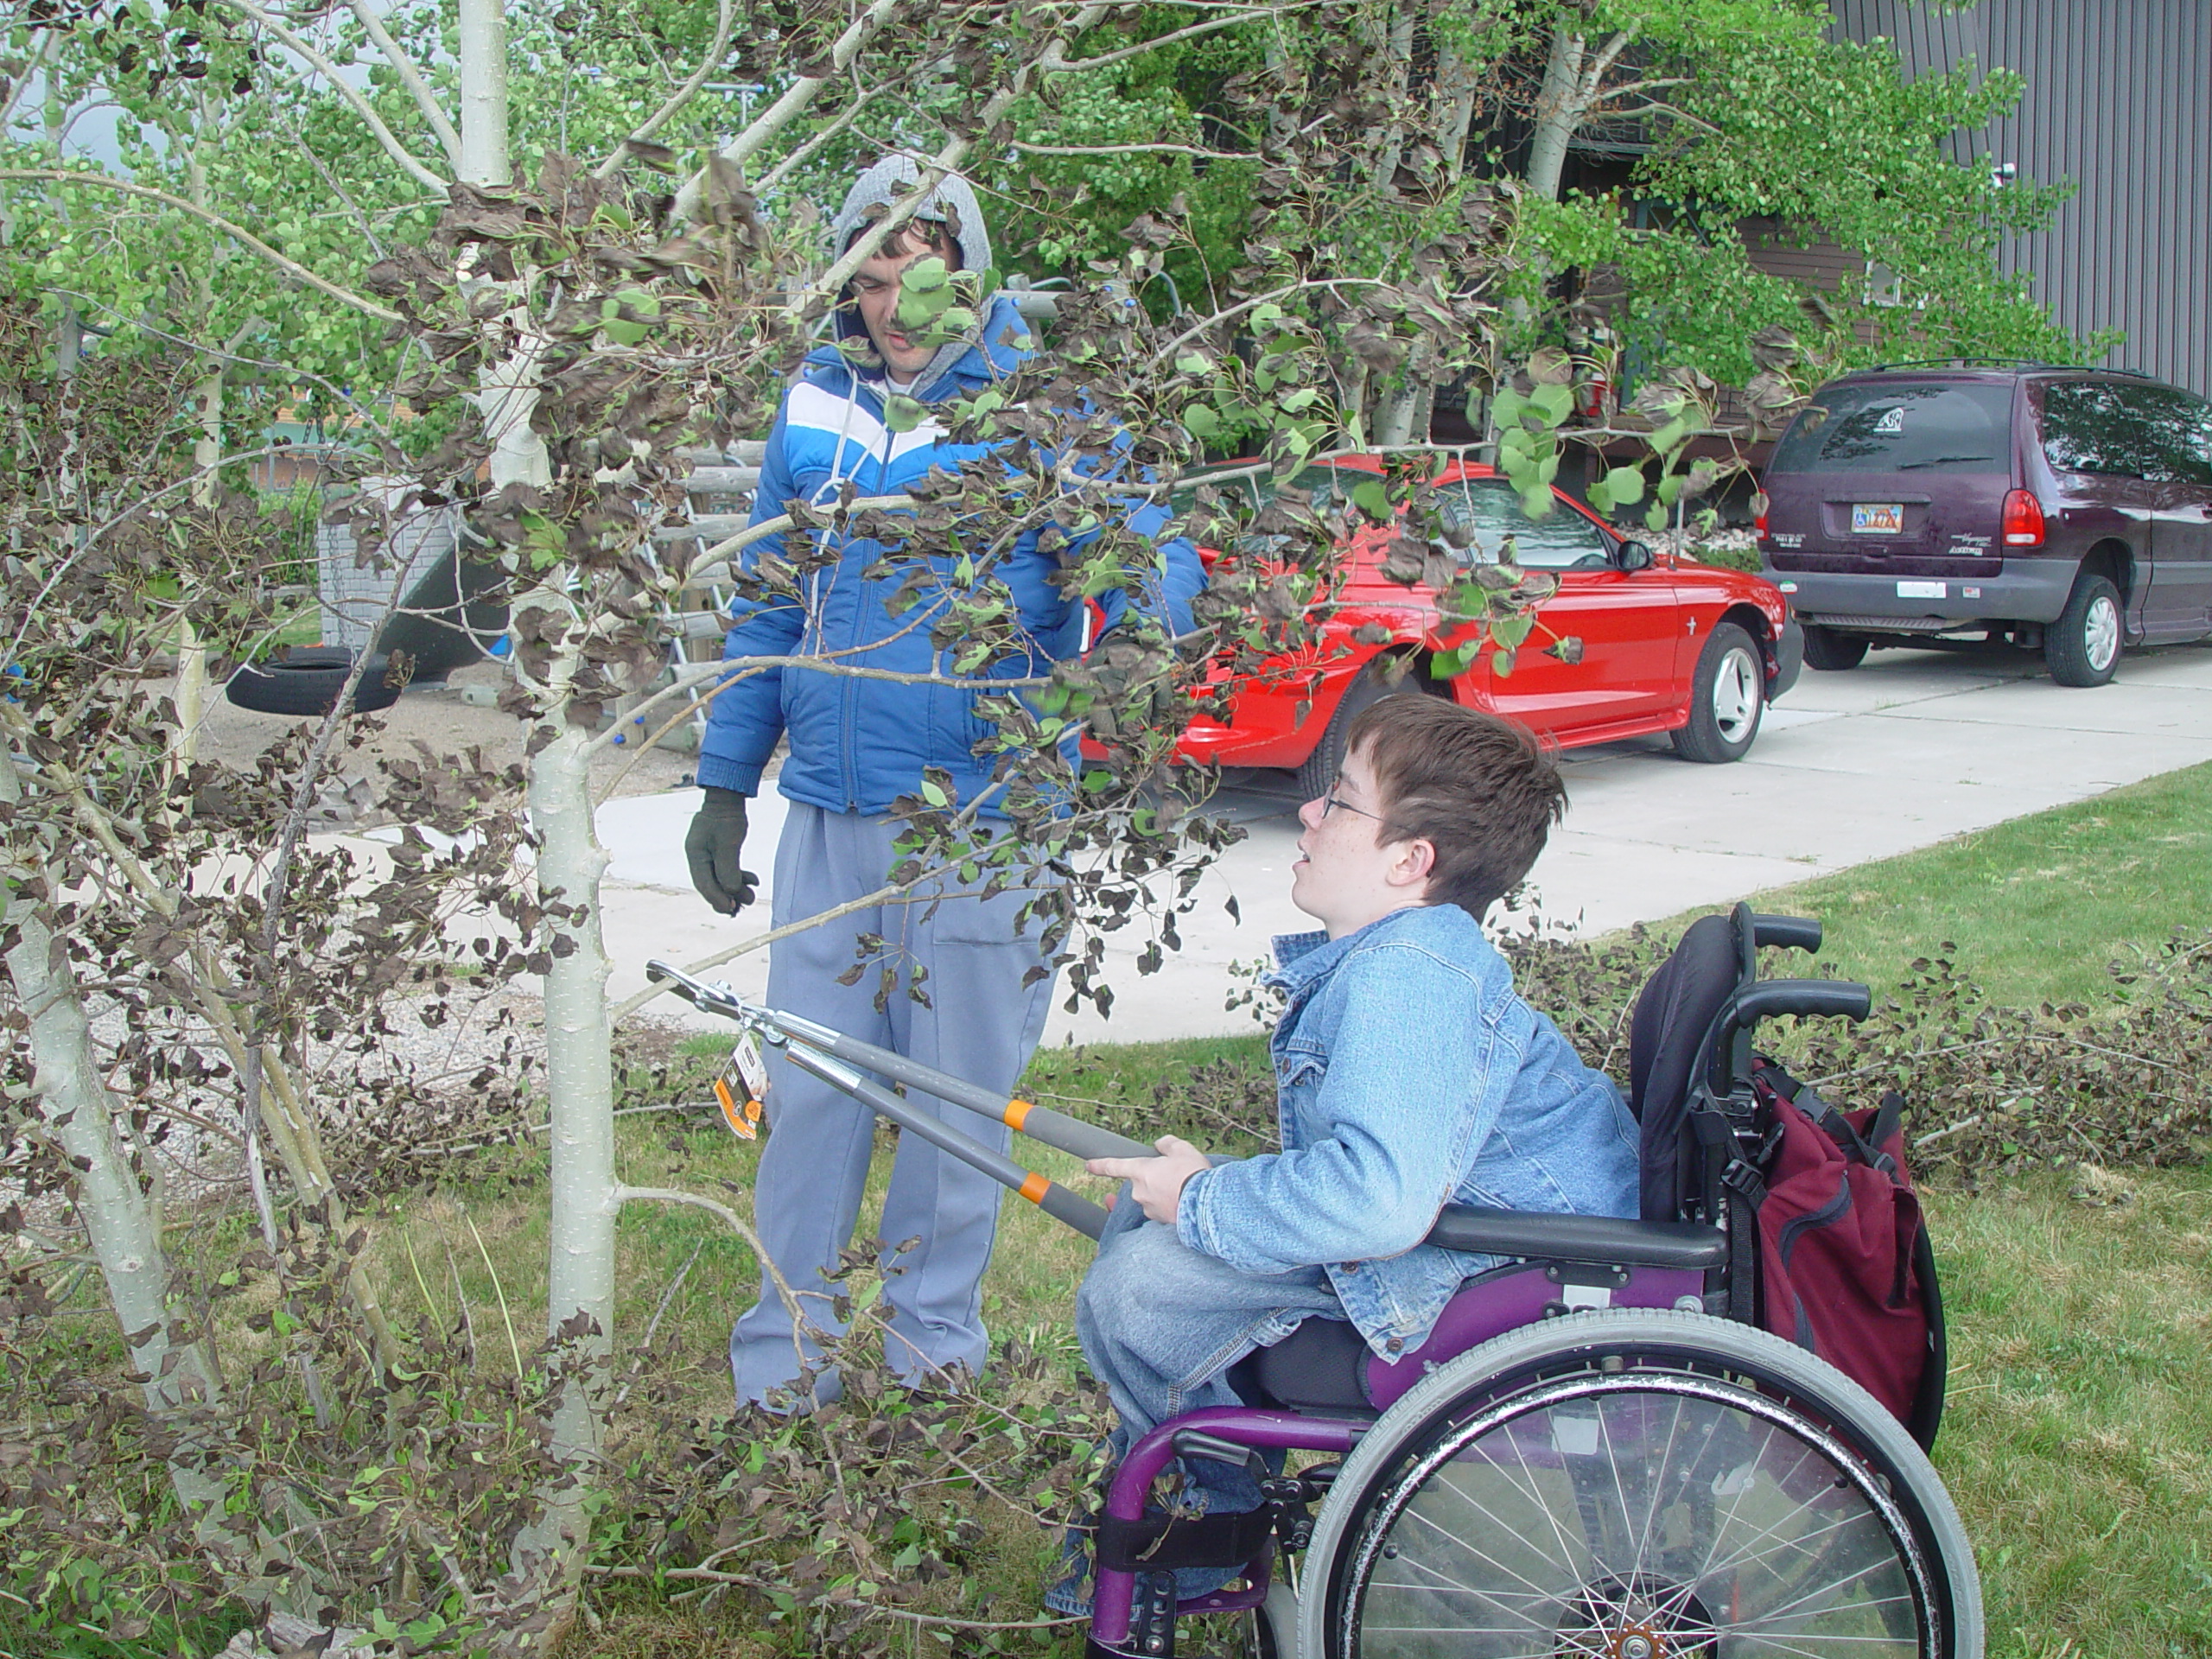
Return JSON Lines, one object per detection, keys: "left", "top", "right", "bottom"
{"left": 713, "top": 1031, "right": 771, "bottom": 1140}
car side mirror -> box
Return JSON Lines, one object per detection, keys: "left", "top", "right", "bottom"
{"left": 1616, "top": 540, "right": 1655, "bottom": 573}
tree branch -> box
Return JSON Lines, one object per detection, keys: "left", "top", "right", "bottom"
{"left": 0, "top": 171, "right": 402, "bottom": 321}
{"left": 345, "top": 0, "right": 466, "bottom": 169}
{"left": 210, "top": 0, "right": 450, "bottom": 192}
{"left": 1012, "top": 139, "right": 1246, "bottom": 162}
{"left": 591, "top": 0, "right": 739, "bottom": 179}
{"left": 670, "top": 0, "right": 906, "bottom": 219}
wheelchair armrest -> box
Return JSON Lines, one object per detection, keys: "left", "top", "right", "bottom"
{"left": 1424, "top": 1206, "right": 1728, "bottom": 1271}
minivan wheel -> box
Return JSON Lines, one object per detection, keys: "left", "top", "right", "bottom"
{"left": 2044, "top": 572, "right": 2123, "bottom": 688}
{"left": 1673, "top": 621, "right": 1764, "bottom": 764}
{"left": 1800, "top": 624, "right": 1869, "bottom": 671}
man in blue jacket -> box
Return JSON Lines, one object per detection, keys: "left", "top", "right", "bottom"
{"left": 687, "top": 156, "right": 1203, "bottom": 1408}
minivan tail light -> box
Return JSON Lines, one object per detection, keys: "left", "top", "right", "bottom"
{"left": 2001, "top": 489, "right": 2045, "bottom": 547}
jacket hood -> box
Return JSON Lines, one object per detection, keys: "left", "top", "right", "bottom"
{"left": 828, "top": 156, "right": 997, "bottom": 388}
{"left": 830, "top": 155, "right": 993, "bottom": 275}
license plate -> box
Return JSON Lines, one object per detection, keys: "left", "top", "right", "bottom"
{"left": 1852, "top": 503, "right": 1905, "bottom": 534}
{"left": 1897, "top": 580, "right": 1947, "bottom": 600}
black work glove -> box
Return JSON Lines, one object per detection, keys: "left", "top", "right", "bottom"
{"left": 684, "top": 785, "right": 759, "bottom": 916}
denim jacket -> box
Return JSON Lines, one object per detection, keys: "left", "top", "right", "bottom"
{"left": 1175, "top": 904, "right": 1639, "bottom": 1360}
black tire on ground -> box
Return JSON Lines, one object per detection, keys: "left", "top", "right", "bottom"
{"left": 1298, "top": 1309, "right": 1985, "bottom": 1659}
{"left": 1802, "top": 623, "right": 1870, "bottom": 671}
{"left": 274, "top": 645, "right": 356, "bottom": 668}
{"left": 1672, "top": 620, "right": 1764, "bottom": 763}
{"left": 2044, "top": 570, "right": 2123, "bottom": 687}
{"left": 1293, "top": 658, "right": 1427, "bottom": 799}
{"left": 226, "top": 652, "right": 405, "bottom": 717}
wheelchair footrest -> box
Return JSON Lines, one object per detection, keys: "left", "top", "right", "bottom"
{"left": 1096, "top": 1505, "right": 1277, "bottom": 1573}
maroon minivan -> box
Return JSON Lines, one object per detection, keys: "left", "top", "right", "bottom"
{"left": 1757, "top": 364, "right": 2212, "bottom": 685}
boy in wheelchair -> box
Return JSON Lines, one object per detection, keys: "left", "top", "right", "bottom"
{"left": 1055, "top": 696, "right": 1640, "bottom": 1615}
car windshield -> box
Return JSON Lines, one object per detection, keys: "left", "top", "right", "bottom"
{"left": 1169, "top": 466, "right": 1610, "bottom": 570}
{"left": 1436, "top": 475, "right": 1611, "bottom": 569}
{"left": 1770, "top": 382, "right": 2012, "bottom": 475}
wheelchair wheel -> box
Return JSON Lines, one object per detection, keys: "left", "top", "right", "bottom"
{"left": 1295, "top": 1309, "right": 1981, "bottom": 1659}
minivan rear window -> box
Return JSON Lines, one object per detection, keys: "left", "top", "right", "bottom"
{"left": 1769, "top": 382, "right": 2012, "bottom": 475}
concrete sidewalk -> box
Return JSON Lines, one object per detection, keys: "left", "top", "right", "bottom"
{"left": 593, "top": 639, "right": 2212, "bottom": 1046}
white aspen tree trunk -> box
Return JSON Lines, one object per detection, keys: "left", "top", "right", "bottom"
{"left": 456, "top": 0, "right": 510, "bottom": 188}
{"left": 514, "top": 716, "right": 620, "bottom": 1582}
{"left": 450, "top": 0, "right": 615, "bottom": 1608}
{"left": 1527, "top": 22, "right": 1588, "bottom": 201}
{"left": 174, "top": 115, "right": 219, "bottom": 763}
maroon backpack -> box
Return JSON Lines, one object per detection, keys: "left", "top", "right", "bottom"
{"left": 1744, "top": 1060, "right": 1946, "bottom": 1446}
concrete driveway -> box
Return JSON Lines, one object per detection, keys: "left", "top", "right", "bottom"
{"left": 591, "top": 639, "right": 2212, "bottom": 1045}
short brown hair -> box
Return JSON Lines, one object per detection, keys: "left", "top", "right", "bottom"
{"left": 1344, "top": 695, "right": 1566, "bottom": 918}
{"left": 856, "top": 217, "right": 963, "bottom": 270}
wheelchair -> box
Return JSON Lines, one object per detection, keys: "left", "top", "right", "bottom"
{"left": 651, "top": 903, "right": 1982, "bottom": 1659}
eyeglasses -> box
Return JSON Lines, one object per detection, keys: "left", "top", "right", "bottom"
{"left": 1319, "top": 782, "right": 1382, "bottom": 822}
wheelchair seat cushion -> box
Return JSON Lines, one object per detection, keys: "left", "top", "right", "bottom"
{"left": 1229, "top": 1313, "right": 1373, "bottom": 1412}
{"left": 1630, "top": 912, "right": 1741, "bottom": 1221}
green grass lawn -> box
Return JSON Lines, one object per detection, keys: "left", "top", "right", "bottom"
{"left": 1663, "top": 758, "right": 2212, "bottom": 1009}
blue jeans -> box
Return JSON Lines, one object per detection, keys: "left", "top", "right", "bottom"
{"left": 1075, "top": 1190, "right": 1350, "bottom": 1516}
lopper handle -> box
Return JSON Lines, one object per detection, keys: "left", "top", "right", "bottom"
{"left": 783, "top": 1046, "right": 1110, "bottom": 1240}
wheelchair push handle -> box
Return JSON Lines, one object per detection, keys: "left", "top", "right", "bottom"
{"left": 645, "top": 959, "right": 1155, "bottom": 1163}
{"left": 1732, "top": 979, "right": 1872, "bottom": 1024}
{"left": 1749, "top": 912, "right": 1822, "bottom": 954}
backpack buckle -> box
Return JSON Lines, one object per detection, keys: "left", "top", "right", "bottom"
{"left": 1721, "top": 1158, "right": 1769, "bottom": 1205}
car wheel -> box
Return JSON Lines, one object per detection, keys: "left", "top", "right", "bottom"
{"left": 226, "top": 651, "right": 405, "bottom": 717}
{"left": 2044, "top": 571, "right": 2123, "bottom": 687}
{"left": 1672, "top": 621, "right": 1764, "bottom": 764}
{"left": 1800, "top": 623, "right": 1869, "bottom": 671}
{"left": 1294, "top": 658, "right": 1423, "bottom": 799}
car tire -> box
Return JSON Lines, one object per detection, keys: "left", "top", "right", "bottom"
{"left": 2044, "top": 570, "right": 2123, "bottom": 687}
{"left": 1800, "top": 623, "right": 1869, "bottom": 671}
{"left": 226, "top": 651, "right": 405, "bottom": 717}
{"left": 1672, "top": 620, "right": 1764, "bottom": 763}
{"left": 1294, "top": 658, "right": 1424, "bottom": 799}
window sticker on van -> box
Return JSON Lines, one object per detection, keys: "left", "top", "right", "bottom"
{"left": 1874, "top": 407, "right": 1904, "bottom": 434}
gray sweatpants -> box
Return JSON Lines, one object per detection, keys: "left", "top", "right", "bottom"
{"left": 729, "top": 802, "right": 1061, "bottom": 1408}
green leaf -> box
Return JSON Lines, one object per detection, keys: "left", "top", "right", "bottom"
{"left": 1645, "top": 502, "right": 1671, "bottom": 531}
{"left": 1491, "top": 387, "right": 1529, "bottom": 428}
{"left": 1279, "top": 387, "right": 1320, "bottom": 413}
{"left": 1491, "top": 612, "right": 1535, "bottom": 649}
{"left": 1431, "top": 644, "right": 1477, "bottom": 678}
{"left": 1175, "top": 352, "right": 1211, "bottom": 376}
{"left": 1520, "top": 485, "right": 1554, "bottom": 518}
{"left": 1529, "top": 382, "right": 1574, "bottom": 423}
{"left": 1656, "top": 472, "right": 1685, "bottom": 506}
{"left": 883, "top": 393, "right": 927, "bottom": 435}
{"left": 1350, "top": 479, "right": 1392, "bottom": 522}
{"left": 1650, "top": 417, "right": 1692, "bottom": 457}
{"left": 601, "top": 317, "right": 649, "bottom": 346}
{"left": 1599, "top": 466, "right": 1646, "bottom": 506}
{"left": 1491, "top": 646, "right": 1516, "bottom": 678}
{"left": 1182, "top": 403, "right": 1222, "bottom": 439}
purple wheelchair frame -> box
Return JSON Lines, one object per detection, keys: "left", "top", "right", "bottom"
{"left": 1086, "top": 1262, "right": 1704, "bottom": 1650}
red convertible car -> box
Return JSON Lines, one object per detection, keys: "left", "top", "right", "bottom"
{"left": 1176, "top": 456, "right": 1802, "bottom": 792}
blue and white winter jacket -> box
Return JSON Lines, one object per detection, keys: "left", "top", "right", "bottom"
{"left": 696, "top": 291, "right": 1204, "bottom": 815}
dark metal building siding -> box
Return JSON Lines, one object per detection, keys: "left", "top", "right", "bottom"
{"left": 1832, "top": 2, "right": 2210, "bottom": 397}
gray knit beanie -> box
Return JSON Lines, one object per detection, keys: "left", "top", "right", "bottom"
{"left": 830, "top": 155, "right": 993, "bottom": 276}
